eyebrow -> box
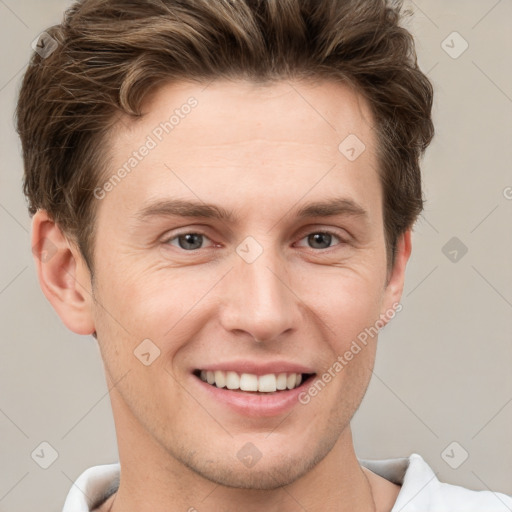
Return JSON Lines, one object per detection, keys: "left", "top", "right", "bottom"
{"left": 296, "top": 197, "right": 367, "bottom": 219}
{"left": 134, "top": 197, "right": 368, "bottom": 223}
{"left": 135, "top": 199, "right": 235, "bottom": 223}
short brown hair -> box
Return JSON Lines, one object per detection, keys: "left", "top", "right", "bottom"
{"left": 16, "top": 0, "right": 434, "bottom": 271}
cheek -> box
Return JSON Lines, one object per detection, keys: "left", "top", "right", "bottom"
{"left": 303, "top": 270, "right": 385, "bottom": 344}
{"left": 91, "top": 263, "right": 217, "bottom": 369}
{"left": 93, "top": 259, "right": 178, "bottom": 331}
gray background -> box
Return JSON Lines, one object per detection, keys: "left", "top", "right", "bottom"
{"left": 1, "top": 1, "right": 511, "bottom": 510}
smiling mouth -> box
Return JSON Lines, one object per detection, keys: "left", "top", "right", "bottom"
{"left": 193, "top": 369, "right": 316, "bottom": 393}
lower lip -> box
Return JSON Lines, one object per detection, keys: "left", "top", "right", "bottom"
{"left": 192, "top": 374, "right": 316, "bottom": 417}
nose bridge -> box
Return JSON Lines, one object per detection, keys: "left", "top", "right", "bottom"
{"left": 220, "top": 244, "right": 299, "bottom": 341}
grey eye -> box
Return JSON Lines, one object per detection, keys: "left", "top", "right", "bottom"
{"left": 171, "top": 233, "right": 205, "bottom": 250}
{"left": 307, "top": 232, "right": 334, "bottom": 249}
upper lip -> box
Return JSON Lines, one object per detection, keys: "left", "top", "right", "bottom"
{"left": 193, "top": 360, "right": 316, "bottom": 376}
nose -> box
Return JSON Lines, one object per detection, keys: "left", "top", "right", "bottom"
{"left": 218, "top": 246, "right": 302, "bottom": 343}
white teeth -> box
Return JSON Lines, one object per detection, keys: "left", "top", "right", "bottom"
{"left": 225, "top": 371, "right": 239, "bottom": 390}
{"left": 198, "top": 370, "right": 307, "bottom": 392}
{"left": 258, "top": 374, "right": 277, "bottom": 392}
{"left": 276, "top": 373, "right": 287, "bottom": 390}
{"left": 214, "top": 370, "right": 226, "bottom": 388}
{"left": 240, "top": 373, "right": 259, "bottom": 391}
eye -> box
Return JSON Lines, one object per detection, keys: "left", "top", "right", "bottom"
{"left": 296, "top": 231, "right": 342, "bottom": 250}
{"left": 165, "top": 232, "right": 213, "bottom": 251}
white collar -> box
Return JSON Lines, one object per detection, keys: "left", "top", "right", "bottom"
{"left": 62, "top": 453, "right": 512, "bottom": 512}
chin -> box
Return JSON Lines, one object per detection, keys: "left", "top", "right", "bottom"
{"left": 194, "top": 458, "right": 308, "bottom": 490}
{"left": 180, "top": 438, "right": 334, "bottom": 491}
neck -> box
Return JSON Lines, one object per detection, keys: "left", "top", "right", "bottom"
{"left": 110, "top": 452, "right": 376, "bottom": 512}
{"left": 107, "top": 425, "right": 377, "bottom": 510}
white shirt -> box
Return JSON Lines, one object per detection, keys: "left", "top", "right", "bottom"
{"left": 62, "top": 453, "right": 512, "bottom": 511}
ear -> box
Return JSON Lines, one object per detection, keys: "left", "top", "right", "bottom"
{"left": 31, "top": 210, "right": 96, "bottom": 335}
{"left": 380, "top": 230, "right": 412, "bottom": 321}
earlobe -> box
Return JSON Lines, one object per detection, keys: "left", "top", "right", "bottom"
{"left": 31, "top": 210, "right": 96, "bottom": 335}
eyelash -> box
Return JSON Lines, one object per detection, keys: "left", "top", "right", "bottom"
{"left": 162, "top": 229, "right": 347, "bottom": 252}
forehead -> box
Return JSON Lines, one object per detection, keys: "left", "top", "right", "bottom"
{"left": 133, "top": 78, "right": 375, "bottom": 150}
{"left": 99, "top": 79, "right": 380, "bottom": 222}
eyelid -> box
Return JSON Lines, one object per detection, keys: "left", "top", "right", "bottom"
{"left": 159, "top": 225, "right": 351, "bottom": 251}
{"left": 294, "top": 229, "right": 347, "bottom": 248}
{"left": 161, "top": 229, "right": 216, "bottom": 249}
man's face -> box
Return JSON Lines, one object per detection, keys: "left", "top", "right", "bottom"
{"left": 85, "top": 79, "right": 403, "bottom": 488}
